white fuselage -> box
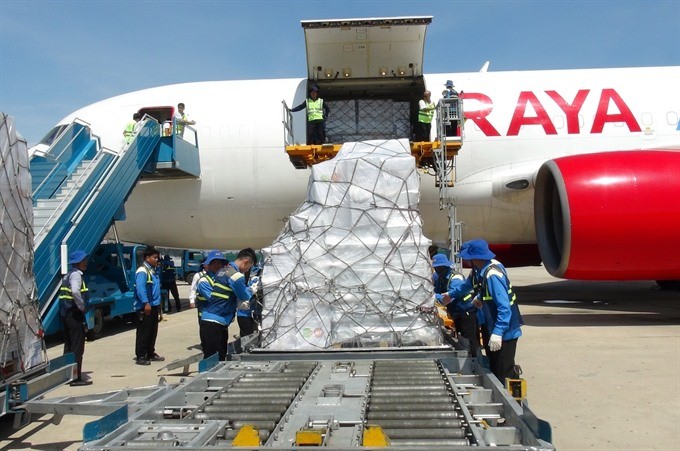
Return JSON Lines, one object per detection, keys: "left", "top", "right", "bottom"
{"left": 51, "top": 66, "right": 680, "bottom": 250}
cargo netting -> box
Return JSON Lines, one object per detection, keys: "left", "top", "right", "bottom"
{"left": 0, "top": 113, "right": 45, "bottom": 381}
{"left": 260, "top": 138, "right": 440, "bottom": 350}
{"left": 326, "top": 100, "right": 411, "bottom": 143}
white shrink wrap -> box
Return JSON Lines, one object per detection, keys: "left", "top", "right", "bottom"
{"left": 260, "top": 139, "right": 440, "bottom": 350}
{"left": 0, "top": 113, "right": 46, "bottom": 381}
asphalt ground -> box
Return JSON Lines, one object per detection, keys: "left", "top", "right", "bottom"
{"left": 1, "top": 266, "right": 678, "bottom": 450}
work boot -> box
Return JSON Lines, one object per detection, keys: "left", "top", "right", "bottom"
{"left": 149, "top": 353, "right": 165, "bottom": 362}
{"left": 70, "top": 377, "right": 93, "bottom": 386}
{"left": 135, "top": 357, "right": 150, "bottom": 366}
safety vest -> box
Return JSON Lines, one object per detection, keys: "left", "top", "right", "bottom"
{"left": 59, "top": 269, "right": 89, "bottom": 316}
{"left": 161, "top": 261, "right": 176, "bottom": 283}
{"left": 478, "top": 262, "right": 523, "bottom": 336}
{"left": 202, "top": 266, "right": 239, "bottom": 326}
{"left": 445, "top": 272, "right": 476, "bottom": 316}
{"left": 123, "top": 121, "right": 136, "bottom": 144}
{"left": 194, "top": 271, "right": 211, "bottom": 303}
{"left": 418, "top": 101, "right": 435, "bottom": 123}
{"left": 306, "top": 98, "right": 324, "bottom": 122}
{"left": 176, "top": 113, "right": 188, "bottom": 135}
{"left": 479, "top": 264, "right": 516, "bottom": 304}
{"left": 134, "top": 264, "right": 160, "bottom": 309}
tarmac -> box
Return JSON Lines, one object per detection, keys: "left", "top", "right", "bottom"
{"left": 1, "top": 265, "right": 679, "bottom": 450}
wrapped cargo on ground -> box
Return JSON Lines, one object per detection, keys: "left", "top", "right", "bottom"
{"left": 260, "top": 138, "right": 439, "bottom": 350}
{"left": 0, "top": 113, "right": 45, "bottom": 382}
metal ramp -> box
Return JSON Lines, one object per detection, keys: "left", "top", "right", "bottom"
{"left": 26, "top": 348, "right": 553, "bottom": 449}
{"left": 30, "top": 116, "right": 199, "bottom": 336}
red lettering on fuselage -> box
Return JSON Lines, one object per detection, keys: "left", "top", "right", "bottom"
{"left": 460, "top": 92, "right": 500, "bottom": 136}
{"left": 546, "top": 89, "right": 590, "bottom": 134}
{"left": 590, "top": 88, "right": 642, "bottom": 133}
{"left": 507, "top": 91, "right": 557, "bottom": 136}
{"left": 462, "top": 88, "right": 641, "bottom": 137}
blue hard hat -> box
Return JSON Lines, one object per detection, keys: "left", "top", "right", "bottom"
{"left": 457, "top": 239, "right": 495, "bottom": 261}
{"left": 204, "top": 249, "right": 227, "bottom": 265}
{"left": 68, "top": 250, "right": 88, "bottom": 264}
{"left": 432, "top": 253, "right": 452, "bottom": 268}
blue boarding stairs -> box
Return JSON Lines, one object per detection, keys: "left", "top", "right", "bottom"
{"left": 31, "top": 116, "right": 200, "bottom": 336}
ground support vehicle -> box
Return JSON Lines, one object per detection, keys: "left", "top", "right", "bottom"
{"left": 26, "top": 343, "right": 553, "bottom": 449}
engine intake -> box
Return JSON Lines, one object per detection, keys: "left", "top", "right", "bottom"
{"left": 534, "top": 150, "right": 680, "bottom": 280}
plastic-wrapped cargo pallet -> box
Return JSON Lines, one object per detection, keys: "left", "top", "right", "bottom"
{"left": 0, "top": 113, "right": 45, "bottom": 382}
{"left": 260, "top": 138, "right": 440, "bottom": 350}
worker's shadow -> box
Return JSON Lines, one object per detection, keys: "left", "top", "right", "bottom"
{"left": 0, "top": 413, "right": 80, "bottom": 450}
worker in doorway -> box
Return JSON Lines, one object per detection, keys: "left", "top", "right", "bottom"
{"left": 133, "top": 246, "right": 165, "bottom": 366}
{"left": 123, "top": 112, "right": 142, "bottom": 145}
{"left": 441, "top": 80, "right": 460, "bottom": 137}
{"left": 442, "top": 239, "right": 523, "bottom": 383}
{"left": 174, "top": 102, "right": 196, "bottom": 138}
{"left": 195, "top": 250, "right": 227, "bottom": 350}
{"left": 290, "top": 85, "right": 330, "bottom": 145}
{"left": 59, "top": 249, "right": 92, "bottom": 386}
{"left": 415, "top": 90, "right": 435, "bottom": 142}
{"left": 201, "top": 248, "right": 257, "bottom": 360}
{"left": 432, "top": 254, "right": 480, "bottom": 356}
{"left": 160, "top": 255, "right": 181, "bottom": 313}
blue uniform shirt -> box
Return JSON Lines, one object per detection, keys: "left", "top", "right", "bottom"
{"left": 134, "top": 262, "right": 161, "bottom": 310}
{"left": 448, "top": 260, "right": 522, "bottom": 340}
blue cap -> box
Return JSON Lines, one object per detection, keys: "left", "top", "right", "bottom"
{"left": 432, "top": 253, "right": 452, "bottom": 268}
{"left": 457, "top": 239, "right": 495, "bottom": 261}
{"left": 445, "top": 80, "right": 454, "bottom": 88}
{"left": 68, "top": 250, "right": 88, "bottom": 265}
{"left": 204, "top": 250, "right": 227, "bottom": 265}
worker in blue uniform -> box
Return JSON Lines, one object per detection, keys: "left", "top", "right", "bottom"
{"left": 200, "top": 248, "right": 257, "bottom": 360}
{"left": 133, "top": 246, "right": 164, "bottom": 365}
{"left": 194, "top": 250, "right": 227, "bottom": 350}
{"left": 442, "top": 239, "right": 523, "bottom": 383}
{"left": 59, "top": 249, "right": 92, "bottom": 386}
{"left": 432, "top": 254, "right": 480, "bottom": 356}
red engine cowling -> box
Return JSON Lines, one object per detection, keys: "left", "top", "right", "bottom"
{"left": 534, "top": 150, "right": 680, "bottom": 280}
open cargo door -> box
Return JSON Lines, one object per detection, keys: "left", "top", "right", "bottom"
{"left": 301, "top": 16, "right": 431, "bottom": 80}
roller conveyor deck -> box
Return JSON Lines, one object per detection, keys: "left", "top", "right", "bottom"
{"left": 29, "top": 348, "right": 553, "bottom": 450}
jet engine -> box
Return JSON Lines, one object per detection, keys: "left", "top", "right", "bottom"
{"left": 534, "top": 150, "right": 680, "bottom": 280}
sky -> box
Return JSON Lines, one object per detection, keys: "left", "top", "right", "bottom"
{"left": 1, "top": 0, "right": 679, "bottom": 145}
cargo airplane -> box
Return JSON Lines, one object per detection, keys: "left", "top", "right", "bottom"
{"left": 30, "top": 17, "right": 680, "bottom": 283}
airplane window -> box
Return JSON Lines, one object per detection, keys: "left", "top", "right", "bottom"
{"left": 38, "top": 125, "right": 67, "bottom": 146}
{"left": 553, "top": 116, "right": 564, "bottom": 129}
{"left": 641, "top": 113, "right": 653, "bottom": 126}
{"left": 666, "top": 112, "right": 678, "bottom": 126}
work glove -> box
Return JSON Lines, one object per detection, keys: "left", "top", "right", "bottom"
{"left": 434, "top": 293, "right": 443, "bottom": 304}
{"left": 249, "top": 280, "right": 260, "bottom": 294}
{"left": 488, "top": 334, "right": 503, "bottom": 352}
{"left": 249, "top": 276, "right": 260, "bottom": 287}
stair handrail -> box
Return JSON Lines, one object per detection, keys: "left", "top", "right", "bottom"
{"left": 66, "top": 117, "right": 160, "bottom": 237}
{"left": 31, "top": 118, "right": 92, "bottom": 160}
{"left": 32, "top": 119, "right": 102, "bottom": 199}
{"left": 282, "top": 100, "right": 295, "bottom": 146}
{"left": 33, "top": 147, "right": 119, "bottom": 245}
